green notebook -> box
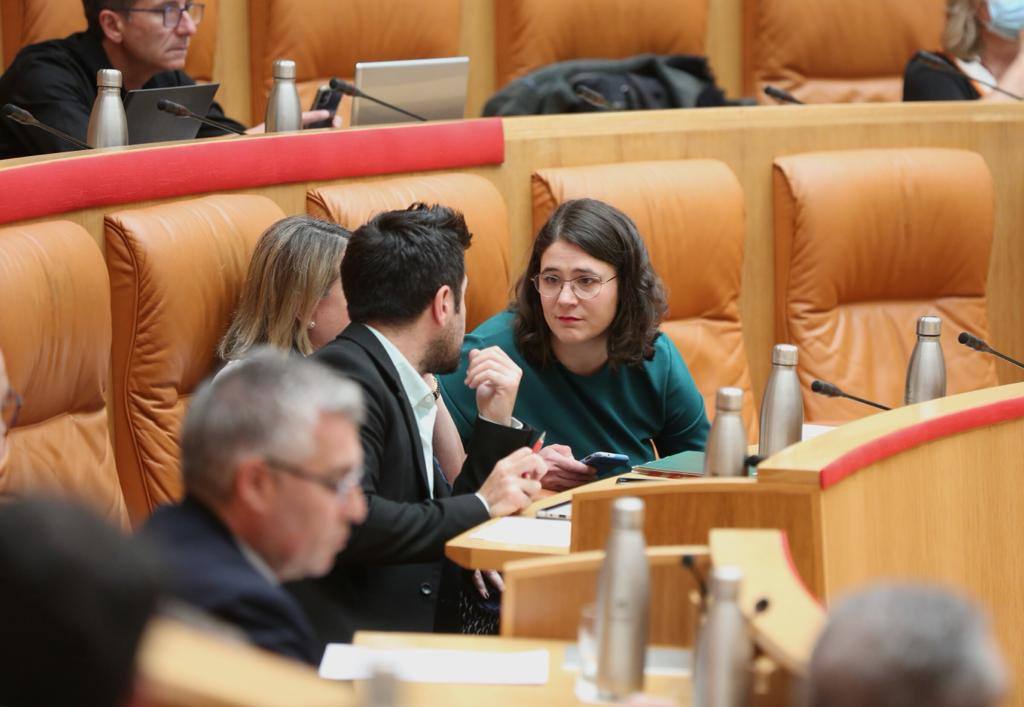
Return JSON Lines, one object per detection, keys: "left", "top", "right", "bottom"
{"left": 632, "top": 450, "right": 706, "bottom": 477}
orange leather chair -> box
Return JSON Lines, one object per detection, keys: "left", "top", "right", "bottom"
{"left": 773, "top": 148, "right": 998, "bottom": 423}
{"left": 744, "top": 0, "right": 944, "bottom": 103}
{"left": 495, "top": 0, "right": 710, "bottom": 90}
{"left": 308, "top": 173, "right": 511, "bottom": 332}
{"left": 0, "top": 220, "right": 129, "bottom": 528}
{"left": 532, "top": 160, "right": 757, "bottom": 438}
{"left": 105, "top": 194, "right": 285, "bottom": 526}
{"left": 0, "top": 0, "right": 218, "bottom": 80}
{"left": 248, "top": 0, "right": 461, "bottom": 124}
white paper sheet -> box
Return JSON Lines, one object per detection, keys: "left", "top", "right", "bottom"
{"left": 469, "top": 516, "right": 572, "bottom": 547}
{"left": 802, "top": 423, "right": 835, "bottom": 441}
{"left": 319, "top": 644, "right": 550, "bottom": 684}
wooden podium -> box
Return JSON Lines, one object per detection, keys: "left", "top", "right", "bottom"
{"left": 447, "top": 382, "right": 1024, "bottom": 701}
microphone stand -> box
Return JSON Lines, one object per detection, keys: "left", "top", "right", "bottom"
{"left": 329, "top": 78, "right": 427, "bottom": 122}
{"left": 811, "top": 380, "right": 891, "bottom": 411}
{"left": 918, "top": 52, "right": 1024, "bottom": 101}
{"left": 958, "top": 332, "right": 1024, "bottom": 370}
{"left": 2, "top": 104, "right": 90, "bottom": 150}
{"left": 156, "top": 99, "right": 245, "bottom": 136}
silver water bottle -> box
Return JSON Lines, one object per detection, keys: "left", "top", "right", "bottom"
{"left": 595, "top": 497, "right": 650, "bottom": 701}
{"left": 265, "top": 59, "right": 302, "bottom": 132}
{"left": 905, "top": 315, "right": 947, "bottom": 405}
{"left": 758, "top": 344, "right": 803, "bottom": 457}
{"left": 86, "top": 69, "right": 128, "bottom": 148}
{"left": 693, "top": 566, "right": 753, "bottom": 707}
{"left": 704, "top": 387, "right": 748, "bottom": 477}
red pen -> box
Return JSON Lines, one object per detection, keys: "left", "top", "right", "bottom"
{"left": 523, "top": 431, "right": 546, "bottom": 480}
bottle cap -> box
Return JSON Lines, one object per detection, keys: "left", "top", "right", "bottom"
{"left": 715, "top": 387, "right": 744, "bottom": 413}
{"left": 272, "top": 59, "right": 297, "bottom": 80}
{"left": 710, "top": 565, "right": 743, "bottom": 600}
{"left": 96, "top": 68, "right": 122, "bottom": 89}
{"left": 771, "top": 344, "right": 798, "bottom": 366}
{"left": 917, "top": 316, "right": 941, "bottom": 337}
{"left": 611, "top": 497, "right": 644, "bottom": 530}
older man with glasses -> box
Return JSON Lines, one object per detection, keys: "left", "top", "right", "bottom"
{"left": 0, "top": 0, "right": 333, "bottom": 158}
{"left": 140, "top": 348, "right": 367, "bottom": 665}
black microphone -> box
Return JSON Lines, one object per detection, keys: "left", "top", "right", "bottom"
{"left": 2, "top": 103, "right": 91, "bottom": 150}
{"left": 918, "top": 51, "right": 1023, "bottom": 101}
{"left": 958, "top": 331, "right": 1024, "bottom": 370}
{"left": 329, "top": 77, "right": 427, "bottom": 122}
{"left": 811, "top": 379, "right": 891, "bottom": 411}
{"left": 156, "top": 99, "right": 245, "bottom": 136}
{"left": 764, "top": 85, "right": 805, "bottom": 105}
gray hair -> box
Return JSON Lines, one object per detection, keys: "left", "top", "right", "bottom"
{"left": 944, "top": 0, "right": 984, "bottom": 60}
{"left": 804, "top": 584, "right": 1006, "bottom": 707}
{"left": 181, "top": 347, "right": 363, "bottom": 504}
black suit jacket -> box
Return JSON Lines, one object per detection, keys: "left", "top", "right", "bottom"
{"left": 141, "top": 495, "right": 323, "bottom": 665}
{"left": 292, "top": 323, "right": 533, "bottom": 639}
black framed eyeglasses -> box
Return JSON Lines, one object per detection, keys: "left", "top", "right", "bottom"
{"left": 264, "top": 457, "right": 363, "bottom": 497}
{"left": 1, "top": 389, "right": 21, "bottom": 430}
{"left": 121, "top": 2, "right": 205, "bottom": 28}
{"left": 532, "top": 273, "right": 617, "bottom": 300}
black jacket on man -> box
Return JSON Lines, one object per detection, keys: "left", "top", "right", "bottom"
{"left": 289, "top": 323, "right": 534, "bottom": 640}
{"left": 141, "top": 495, "right": 323, "bottom": 665}
{"left": 0, "top": 31, "right": 244, "bottom": 159}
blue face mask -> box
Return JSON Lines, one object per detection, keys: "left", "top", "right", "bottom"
{"left": 988, "top": 0, "right": 1024, "bottom": 39}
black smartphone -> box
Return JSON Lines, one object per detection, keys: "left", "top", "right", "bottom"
{"left": 580, "top": 452, "right": 631, "bottom": 479}
{"left": 305, "top": 85, "right": 342, "bottom": 129}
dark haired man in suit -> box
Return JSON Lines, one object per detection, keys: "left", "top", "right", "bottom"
{"left": 297, "top": 203, "right": 546, "bottom": 639}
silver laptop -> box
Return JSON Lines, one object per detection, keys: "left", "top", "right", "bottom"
{"left": 351, "top": 57, "right": 469, "bottom": 127}
{"left": 124, "top": 83, "right": 219, "bottom": 144}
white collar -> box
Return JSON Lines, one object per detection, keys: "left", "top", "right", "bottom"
{"left": 364, "top": 325, "right": 433, "bottom": 409}
{"left": 954, "top": 57, "right": 997, "bottom": 95}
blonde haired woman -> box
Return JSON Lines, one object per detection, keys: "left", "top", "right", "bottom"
{"left": 904, "top": 0, "right": 1024, "bottom": 100}
{"left": 219, "top": 216, "right": 351, "bottom": 362}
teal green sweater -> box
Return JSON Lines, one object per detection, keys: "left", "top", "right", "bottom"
{"left": 439, "top": 311, "right": 709, "bottom": 468}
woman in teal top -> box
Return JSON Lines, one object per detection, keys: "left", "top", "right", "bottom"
{"left": 440, "top": 198, "right": 709, "bottom": 489}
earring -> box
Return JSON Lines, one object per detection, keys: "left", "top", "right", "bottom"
{"left": 308, "top": 321, "right": 316, "bottom": 330}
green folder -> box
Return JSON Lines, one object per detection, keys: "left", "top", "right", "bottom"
{"left": 632, "top": 450, "right": 706, "bottom": 477}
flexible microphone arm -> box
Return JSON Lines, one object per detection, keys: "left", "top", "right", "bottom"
{"left": 2, "top": 103, "right": 90, "bottom": 150}
{"left": 329, "top": 78, "right": 427, "bottom": 122}
{"left": 811, "top": 379, "right": 892, "bottom": 411}
{"left": 958, "top": 332, "right": 1024, "bottom": 370}
{"left": 918, "top": 51, "right": 1024, "bottom": 101}
{"left": 156, "top": 99, "right": 245, "bottom": 136}
{"left": 764, "top": 85, "right": 805, "bottom": 105}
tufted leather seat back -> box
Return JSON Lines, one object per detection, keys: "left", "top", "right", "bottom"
{"left": 0, "top": 0, "right": 219, "bottom": 80}
{"left": 105, "top": 194, "right": 285, "bottom": 526}
{"left": 532, "top": 160, "right": 757, "bottom": 438}
{"left": 308, "top": 173, "right": 511, "bottom": 333}
{"left": 745, "top": 0, "right": 944, "bottom": 103}
{"left": 249, "top": 0, "right": 461, "bottom": 123}
{"left": 773, "top": 148, "right": 998, "bottom": 423}
{"left": 0, "top": 220, "right": 128, "bottom": 527}
{"left": 495, "top": 0, "right": 710, "bottom": 89}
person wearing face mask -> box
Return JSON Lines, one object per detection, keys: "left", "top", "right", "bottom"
{"left": 904, "top": 0, "right": 1024, "bottom": 101}
{"left": 440, "top": 198, "right": 710, "bottom": 492}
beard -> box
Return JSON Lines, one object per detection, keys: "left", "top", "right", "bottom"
{"left": 421, "top": 316, "right": 463, "bottom": 374}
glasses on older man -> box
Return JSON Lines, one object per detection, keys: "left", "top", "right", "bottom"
{"left": 122, "top": 2, "right": 205, "bottom": 28}
{"left": 1, "top": 389, "right": 21, "bottom": 430}
{"left": 264, "top": 457, "right": 363, "bottom": 497}
{"left": 532, "top": 273, "right": 617, "bottom": 300}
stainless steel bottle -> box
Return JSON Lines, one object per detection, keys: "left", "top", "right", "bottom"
{"left": 758, "top": 344, "right": 803, "bottom": 457}
{"left": 693, "top": 566, "right": 753, "bottom": 707}
{"left": 595, "top": 496, "right": 650, "bottom": 701}
{"left": 704, "top": 387, "right": 747, "bottom": 477}
{"left": 904, "top": 315, "right": 947, "bottom": 405}
{"left": 265, "top": 59, "right": 302, "bottom": 133}
{"left": 86, "top": 69, "right": 128, "bottom": 148}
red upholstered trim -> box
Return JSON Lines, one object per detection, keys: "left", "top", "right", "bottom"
{"left": 781, "top": 531, "right": 823, "bottom": 606}
{"left": 0, "top": 119, "right": 505, "bottom": 225}
{"left": 820, "top": 396, "right": 1024, "bottom": 490}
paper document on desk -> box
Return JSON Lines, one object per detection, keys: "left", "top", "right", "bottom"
{"left": 802, "top": 423, "right": 835, "bottom": 441}
{"left": 469, "top": 516, "right": 571, "bottom": 547}
{"left": 319, "top": 644, "right": 550, "bottom": 684}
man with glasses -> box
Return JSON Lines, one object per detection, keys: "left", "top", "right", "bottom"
{"left": 140, "top": 348, "right": 367, "bottom": 665}
{"left": 0, "top": 0, "right": 333, "bottom": 158}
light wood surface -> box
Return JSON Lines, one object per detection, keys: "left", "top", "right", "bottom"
{"left": 709, "top": 529, "right": 824, "bottom": 676}
{"left": 136, "top": 617, "right": 351, "bottom": 707}
{"left": 353, "top": 631, "right": 693, "bottom": 706}
{"left": 501, "top": 545, "right": 707, "bottom": 646}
